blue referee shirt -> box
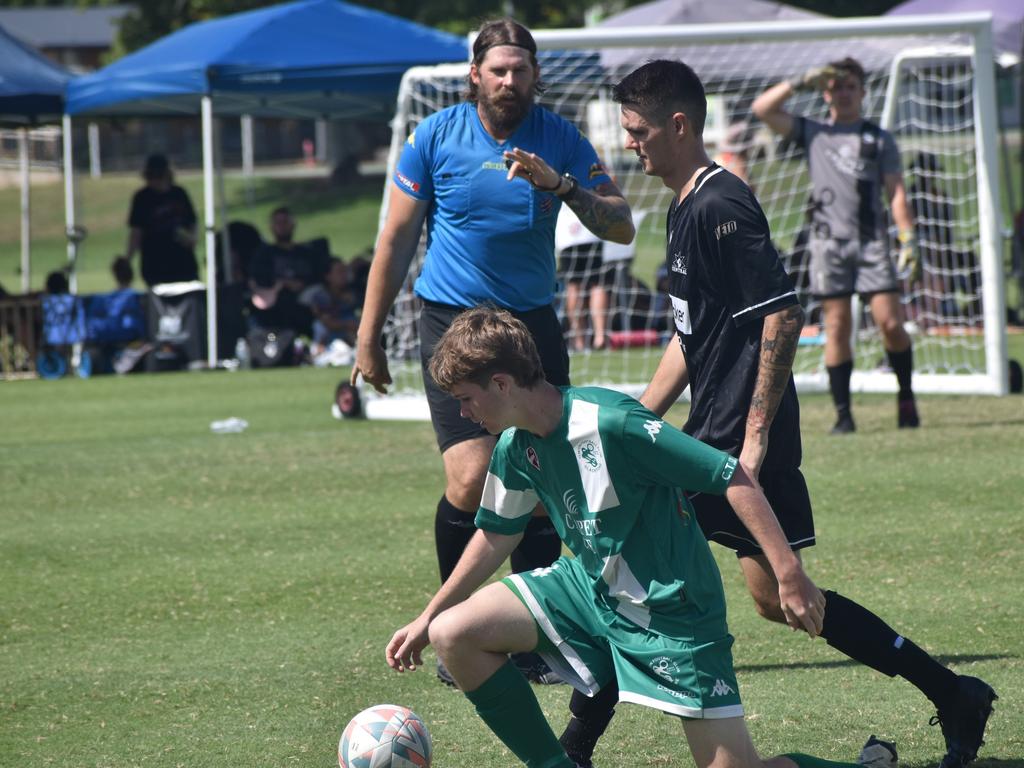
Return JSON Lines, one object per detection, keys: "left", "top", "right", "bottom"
{"left": 395, "top": 102, "right": 611, "bottom": 311}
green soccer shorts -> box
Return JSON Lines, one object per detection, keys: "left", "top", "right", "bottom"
{"left": 503, "top": 556, "right": 743, "bottom": 719}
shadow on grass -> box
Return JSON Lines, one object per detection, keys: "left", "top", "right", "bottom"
{"left": 915, "top": 760, "right": 1024, "bottom": 768}
{"left": 737, "top": 652, "right": 1013, "bottom": 674}
{"left": 947, "top": 418, "right": 1024, "bottom": 430}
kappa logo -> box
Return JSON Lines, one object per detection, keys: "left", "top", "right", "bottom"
{"left": 714, "top": 220, "right": 738, "bottom": 240}
{"left": 578, "top": 440, "right": 602, "bottom": 472}
{"left": 671, "top": 252, "right": 687, "bottom": 275}
{"left": 405, "top": 130, "right": 415, "bottom": 147}
{"left": 526, "top": 446, "right": 541, "bottom": 471}
{"left": 643, "top": 419, "right": 663, "bottom": 443}
{"left": 711, "top": 678, "right": 735, "bottom": 697}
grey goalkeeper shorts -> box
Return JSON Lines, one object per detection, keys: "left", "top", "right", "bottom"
{"left": 809, "top": 236, "right": 899, "bottom": 299}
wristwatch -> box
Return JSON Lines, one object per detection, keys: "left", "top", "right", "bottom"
{"left": 556, "top": 173, "right": 579, "bottom": 199}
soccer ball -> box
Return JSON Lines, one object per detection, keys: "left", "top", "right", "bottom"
{"left": 338, "top": 704, "right": 432, "bottom": 768}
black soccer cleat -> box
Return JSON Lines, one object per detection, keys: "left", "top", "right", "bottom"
{"left": 512, "top": 651, "right": 565, "bottom": 685}
{"left": 931, "top": 675, "right": 997, "bottom": 768}
{"left": 830, "top": 413, "right": 856, "bottom": 435}
{"left": 898, "top": 398, "right": 920, "bottom": 429}
{"left": 858, "top": 735, "right": 898, "bottom": 768}
{"left": 435, "top": 660, "right": 457, "bottom": 688}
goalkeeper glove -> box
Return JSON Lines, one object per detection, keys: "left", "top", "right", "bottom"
{"left": 897, "top": 229, "right": 922, "bottom": 283}
{"left": 791, "top": 65, "right": 840, "bottom": 92}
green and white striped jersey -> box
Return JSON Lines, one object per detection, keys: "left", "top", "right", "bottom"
{"left": 477, "top": 386, "right": 738, "bottom": 640}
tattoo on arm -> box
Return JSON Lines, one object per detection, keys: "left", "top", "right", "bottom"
{"left": 748, "top": 304, "right": 804, "bottom": 432}
{"left": 566, "top": 181, "right": 634, "bottom": 243}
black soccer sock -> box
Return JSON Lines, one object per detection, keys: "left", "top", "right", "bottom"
{"left": 434, "top": 495, "right": 477, "bottom": 584}
{"left": 827, "top": 360, "right": 854, "bottom": 417}
{"left": 559, "top": 683, "right": 619, "bottom": 763}
{"left": 887, "top": 346, "right": 915, "bottom": 399}
{"left": 820, "top": 590, "right": 959, "bottom": 710}
{"left": 510, "top": 515, "right": 561, "bottom": 574}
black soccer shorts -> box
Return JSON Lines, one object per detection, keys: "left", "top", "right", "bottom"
{"left": 419, "top": 300, "right": 570, "bottom": 452}
{"left": 688, "top": 466, "right": 816, "bottom": 558}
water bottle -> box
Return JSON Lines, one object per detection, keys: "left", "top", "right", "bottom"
{"left": 210, "top": 417, "right": 249, "bottom": 434}
{"left": 234, "top": 337, "right": 251, "bottom": 369}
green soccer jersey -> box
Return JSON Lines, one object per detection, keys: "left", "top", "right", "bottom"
{"left": 477, "top": 386, "right": 739, "bottom": 640}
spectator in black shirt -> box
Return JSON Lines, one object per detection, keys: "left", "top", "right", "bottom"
{"left": 126, "top": 154, "right": 199, "bottom": 287}
{"left": 248, "top": 206, "right": 314, "bottom": 336}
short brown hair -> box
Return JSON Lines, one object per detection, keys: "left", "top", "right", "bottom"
{"left": 429, "top": 306, "right": 544, "bottom": 392}
{"left": 465, "top": 18, "right": 544, "bottom": 102}
{"left": 613, "top": 59, "right": 707, "bottom": 136}
{"left": 828, "top": 56, "right": 866, "bottom": 86}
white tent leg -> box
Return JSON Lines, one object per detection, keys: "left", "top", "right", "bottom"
{"left": 241, "top": 114, "right": 254, "bottom": 177}
{"left": 88, "top": 122, "right": 102, "bottom": 179}
{"left": 62, "top": 114, "right": 78, "bottom": 294}
{"left": 215, "top": 116, "right": 232, "bottom": 285}
{"left": 19, "top": 128, "right": 30, "bottom": 294}
{"left": 202, "top": 95, "right": 219, "bottom": 367}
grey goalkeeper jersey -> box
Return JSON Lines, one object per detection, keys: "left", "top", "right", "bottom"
{"left": 792, "top": 116, "right": 902, "bottom": 242}
{"left": 476, "top": 386, "right": 738, "bottom": 639}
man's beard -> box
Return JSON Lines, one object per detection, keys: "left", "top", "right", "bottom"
{"left": 478, "top": 87, "right": 533, "bottom": 134}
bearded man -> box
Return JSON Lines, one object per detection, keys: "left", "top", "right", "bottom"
{"left": 351, "top": 18, "right": 634, "bottom": 685}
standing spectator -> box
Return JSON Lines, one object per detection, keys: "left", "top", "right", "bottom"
{"left": 126, "top": 154, "right": 199, "bottom": 287}
{"left": 351, "top": 18, "right": 634, "bottom": 684}
{"left": 753, "top": 57, "right": 920, "bottom": 433}
{"left": 555, "top": 205, "right": 611, "bottom": 351}
{"left": 558, "top": 58, "right": 995, "bottom": 768}
{"left": 713, "top": 121, "right": 754, "bottom": 187}
{"left": 386, "top": 306, "right": 891, "bottom": 768}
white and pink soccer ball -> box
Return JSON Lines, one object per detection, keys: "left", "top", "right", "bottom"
{"left": 338, "top": 704, "right": 432, "bottom": 768}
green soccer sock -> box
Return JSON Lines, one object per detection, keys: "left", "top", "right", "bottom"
{"left": 464, "top": 659, "right": 574, "bottom": 768}
{"left": 784, "top": 752, "right": 861, "bottom": 768}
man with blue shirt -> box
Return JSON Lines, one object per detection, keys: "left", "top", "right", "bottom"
{"left": 351, "top": 18, "right": 634, "bottom": 685}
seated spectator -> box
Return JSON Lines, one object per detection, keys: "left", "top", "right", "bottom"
{"left": 247, "top": 207, "right": 315, "bottom": 336}
{"left": 347, "top": 250, "right": 371, "bottom": 307}
{"left": 85, "top": 257, "right": 145, "bottom": 346}
{"left": 216, "top": 220, "right": 264, "bottom": 285}
{"left": 308, "top": 257, "right": 360, "bottom": 355}
{"left": 46, "top": 269, "right": 70, "bottom": 296}
{"left": 112, "top": 255, "right": 133, "bottom": 289}
{"left": 41, "top": 269, "right": 85, "bottom": 348}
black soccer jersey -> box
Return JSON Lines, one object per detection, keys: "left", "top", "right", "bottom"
{"left": 665, "top": 164, "right": 802, "bottom": 470}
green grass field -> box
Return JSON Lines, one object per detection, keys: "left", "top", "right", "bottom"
{"left": 2, "top": 368, "right": 1022, "bottom": 768}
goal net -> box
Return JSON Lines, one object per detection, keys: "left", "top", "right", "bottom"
{"left": 365, "top": 15, "right": 1007, "bottom": 419}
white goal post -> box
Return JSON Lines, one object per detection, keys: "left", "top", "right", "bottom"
{"left": 364, "top": 13, "right": 1008, "bottom": 419}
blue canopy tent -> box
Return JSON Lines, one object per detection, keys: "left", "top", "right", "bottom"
{"left": 0, "top": 24, "right": 71, "bottom": 293}
{"left": 63, "top": 0, "right": 467, "bottom": 364}
{"left": 0, "top": 24, "right": 69, "bottom": 125}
